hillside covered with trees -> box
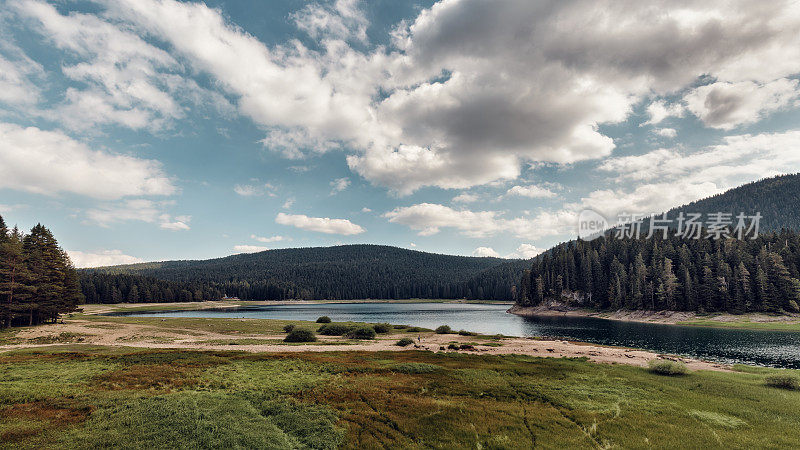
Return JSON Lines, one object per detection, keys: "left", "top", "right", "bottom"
{"left": 82, "top": 245, "right": 525, "bottom": 302}
{"left": 517, "top": 230, "right": 800, "bottom": 313}
{"left": 0, "top": 214, "right": 83, "bottom": 327}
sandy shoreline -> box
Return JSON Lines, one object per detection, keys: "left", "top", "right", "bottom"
{"left": 0, "top": 312, "right": 731, "bottom": 372}
{"left": 508, "top": 303, "right": 800, "bottom": 326}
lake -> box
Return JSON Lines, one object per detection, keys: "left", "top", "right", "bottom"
{"left": 120, "top": 302, "right": 800, "bottom": 369}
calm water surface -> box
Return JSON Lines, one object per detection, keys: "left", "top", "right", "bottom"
{"left": 121, "top": 302, "right": 800, "bottom": 368}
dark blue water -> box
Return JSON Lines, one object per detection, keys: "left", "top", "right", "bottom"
{"left": 119, "top": 302, "right": 800, "bottom": 368}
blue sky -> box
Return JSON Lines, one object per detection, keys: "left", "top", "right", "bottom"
{"left": 2, "top": 0, "right": 800, "bottom": 267}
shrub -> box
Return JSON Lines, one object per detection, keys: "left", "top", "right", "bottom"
{"left": 282, "top": 324, "right": 295, "bottom": 333}
{"left": 447, "top": 343, "right": 459, "bottom": 350}
{"left": 458, "top": 329, "right": 477, "bottom": 336}
{"left": 346, "top": 326, "right": 376, "bottom": 340}
{"left": 393, "top": 324, "right": 409, "bottom": 329}
{"left": 435, "top": 325, "right": 452, "bottom": 334}
{"left": 372, "top": 323, "right": 392, "bottom": 333}
{"left": 395, "top": 338, "right": 414, "bottom": 347}
{"left": 284, "top": 328, "right": 317, "bottom": 343}
{"left": 788, "top": 300, "right": 800, "bottom": 313}
{"left": 405, "top": 326, "right": 423, "bottom": 333}
{"left": 648, "top": 359, "right": 689, "bottom": 376}
{"left": 317, "top": 323, "right": 357, "bottom": 335}
{"left": 390, "top": 363, "right": 442, "bottom": 374}
{"left": 316, "top": 316, "right": 332, "bottom": 323}
{"left": 765, "top": 373, "right": 800, "bottom": 390}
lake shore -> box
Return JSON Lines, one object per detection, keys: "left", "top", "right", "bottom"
{"left": 508, "top": 304, "right": 800, "bottom": 331}
{"left": 0, "top": 311, "right": 730, "bottom": 372}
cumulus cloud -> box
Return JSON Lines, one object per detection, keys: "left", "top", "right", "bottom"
{"left": 75, "top": 0, "right": 800, "bottom": 194}
{"left": 276, "top": 212, "right": 365, "bottom": 235}
{"left": 654, "top": 128, "right": 677, "bottom": 138}
{"left": 506, "top": 185, "right": 557, "bottom": 199}
{"left": 507, "top": 244, "right": 545, "bottom": 259}
{"left": 15, "top": 0, "right": 231, "bottom": 131}
{"left": 592, "top": 130, "right": 800, "bottom": 219}
{"left": 0, "top": 122, "right": 175, "bottom": 199}
{"left": 67, "top": 249, "right": 144, "bottom": 268}
{"left": 685, "top": 79, "right": 800, "bottom": 130}
{"left": 472, "top": 247, "right": 500, "bottom": 258}
{"left": 329, "top": 177, "right": 350, "bottom": 194}
{"left": 385, "top": 203, "right": 575, "bottom": 240}
{"left": 233, "top": 245, "right": 269, "bottom": 254}
{"left": 642, "top": 100, "right": 685, "bottom": 126}
{"left": 251, "top": 234, "right": 286, "bottom": 243}
{"left": 452, "top": 193, "right": 479, "bottom": 203}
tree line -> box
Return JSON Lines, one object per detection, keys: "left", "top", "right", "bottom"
{"left": 81, "top": 244, "right": 525, "bottom": 302}
{"left": 0, "top": 215, "right": 83, "bottom": 327}
{"left": 517, "top": 230, "right": 800, "bottom": 313}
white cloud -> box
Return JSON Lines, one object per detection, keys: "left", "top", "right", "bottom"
{"left": 506, "top": 185, "right": 557, "bottom": 199}
{"left": 160, "top": 214, "right": 191, "bottom": 231}
{"left": 654, "top": 128, "right": 677, "bottom": 138}
{"left": 0, "top": 122, "right": 175, "bottom": 199}
{"left": 251, "top": 234, "right": 286, "bottom": 243}
{"left": 19, "top": 0, "right": 800, "bottom": 194}
{"left": 292, "top": 0, "right": 368, "bottom": 43}
{"left": 86, "top": 200, "right": 189, "bottom": 230}
{"left": 452, "top": 193, "right": 479, "bottom": 203}
{"left": 329, "top": 177, "right": 350, "bottom": 194}
{"left": 409, "top": 242, "right": 417, "bottom": 247}
{"left": 233, "top": 245, "right": 269, "bottom": 254}
{"left": 507, "top": 244, "right": 544, "bottom": 259}
{"left": 685, "top": 79, "right": 800, "bottom": 130}
{"left": 276, "top": 212, "right": 365, "bottom": 235}
{"left": 361, "top": 207, "right": 372, "bottom": 213}
{"left": 642, "top": 100, "right": 685, "bottom": 126}
{"left": 15, "top": 0, "right": 231, "bottom": 131}
{"left": 234, "top": 183, "right": 276, "bottom": 197}
{"left": 0, "top": 42, "right": 43, "bottom": 106}
{"left": 283, "top": 198, "right": 295, "bottom": 209}
{"left": 592, "top": 130, "right": 800, "bottom": 219}
{"left": 385, "top": 203, "right": 575, "bottom": 240}
{"left": 472, "top": 246, "right": 500, "bottom": 258}
{"left": 67, "top": 249, "right": 144, "bottom": 268}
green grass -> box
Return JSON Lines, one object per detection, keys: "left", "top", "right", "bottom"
{"left": 2, "top": 346, "right": 800, "bottom": 448}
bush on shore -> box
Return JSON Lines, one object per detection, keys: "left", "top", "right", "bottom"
{"left": 396, "top": 338, "right": 414, "bottom": 347}
{"left": 435, "top": 325, "right": 452, "bottom": 334}
{"left": 765, "top": 373, "right": 800, "bottom": 390}
{"left": 372, "top": 323, "right": 392, "bottom": 333}
{"left": 284, "top": 328, "right": 317, "bottom": 343}
{"left": 282, "top": 324, "right": 295, "bottom": 333}
{"left": 318, "top": 323, "right": 356, "bottom": 336}
{"left": 648, "top": 359, "right": 689, "bottom": 376}
{"left": 346, "top": 326, "right": 376, "bottom": 340}
{"left": 316, "top": 316, "right": 332, "bottom": 323}
{"left": 458, "top": 330, "right": 477, "bottom": 336}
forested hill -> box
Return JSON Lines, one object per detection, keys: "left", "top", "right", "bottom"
{"left": 81, "top": 245, "right": 525, "bottom": 302}
{"left": 516, "top": 174, "right": 800, "bottom": 313}
{"left": 662, "top": 173, "right": 800, "bottom": 232}
{"left": 517, "top": 230, "right": 800, "bottom": 314}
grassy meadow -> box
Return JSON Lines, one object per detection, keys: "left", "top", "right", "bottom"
{"left": 2, "top": 344, "right": 800, "bottom": 449}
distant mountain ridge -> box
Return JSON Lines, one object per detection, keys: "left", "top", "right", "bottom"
{"left": 82, "top": 244, "right": 525, "bottom": 302}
